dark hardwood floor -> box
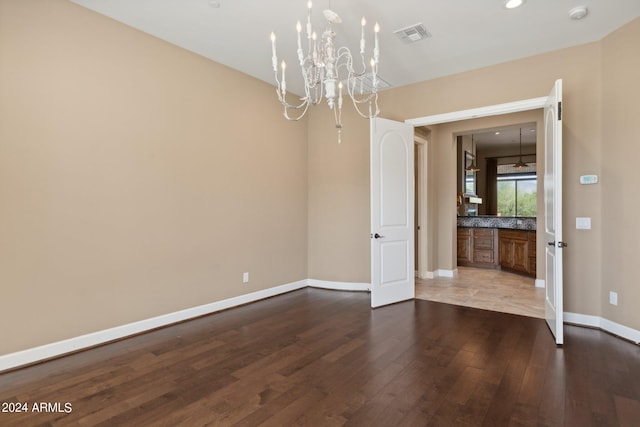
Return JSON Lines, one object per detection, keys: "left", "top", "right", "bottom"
{"left": 1, "top": 288, "right": 640, "bottom": 426}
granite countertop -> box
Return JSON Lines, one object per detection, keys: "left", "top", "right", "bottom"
{"left": 457, "top": 216, "right": 536, "bottom": 230}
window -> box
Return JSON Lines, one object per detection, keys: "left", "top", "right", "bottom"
{"left": 497, "top": 165, "right": 536, "bottom": 217}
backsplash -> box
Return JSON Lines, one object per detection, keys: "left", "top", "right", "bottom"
{"left": 457, "top": 216, "right": 536, "bottom": 230}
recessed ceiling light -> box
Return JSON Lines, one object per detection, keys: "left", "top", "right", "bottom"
{"left": 569, "top": 6, "right": 589, "bottom": 20}
{"left": 504, "top": 0, "right": 525, "bottom": 9}
{"left": 209, "top": 0, "right": 221, "bottom": 8}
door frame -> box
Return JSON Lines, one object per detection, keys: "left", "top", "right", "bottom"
{"left": 414, "top": 135, "right": 428, "bottom": 279}
{"left": 405, "top": 96, "right": 549, "bottom": 279}
{"left": 406, "top": 97, "right": 547, "bottom": 127}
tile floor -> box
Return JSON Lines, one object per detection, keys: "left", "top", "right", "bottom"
{"left": 415, "top": 266, "right": 545, "bottom": 318}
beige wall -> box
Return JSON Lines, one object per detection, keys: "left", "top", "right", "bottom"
{"left": 2, "top": 1, "right": 639, "bottom": 359}
{"left": 307, "top": 106, "right": 371, "bottom": 283}
{"left": 0, "top": 0, "right": 308, "bottom": 354}
{"left": 601, "top": 18, "right": 640, "bottom": 329}
{"left": 308, "top": 19, "right": 640, "bottom": 331}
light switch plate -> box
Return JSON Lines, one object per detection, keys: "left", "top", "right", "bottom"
{"left": 576, "top": 217, "right": 591, "bottom": 229}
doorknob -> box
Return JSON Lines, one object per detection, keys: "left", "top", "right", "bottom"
{"left": 548, "top": 241, "right": 555, "bottom": 246}
{"left": 374, "top": 233, "right": 384, "bottom": 239}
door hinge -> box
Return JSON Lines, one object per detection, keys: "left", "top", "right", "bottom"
{"left": 558, "top": 101, "right": 562, "bottom": 121}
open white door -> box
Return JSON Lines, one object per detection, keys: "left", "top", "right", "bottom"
{"left": 544, "top": 79, "right": 565, "bottom": 344}
{"left": 371, "top": 117, "right": 415, "bottom": 308}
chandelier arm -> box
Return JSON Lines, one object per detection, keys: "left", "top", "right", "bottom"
{"left": 336, "top": 51, "right": 365, "bottom": 101}
{"left": 273, "top": 70, "right": 313, "bottom": 112}
{"left": 274, "top": 86, "right": 309, "bottom": 111}
{"left": 283, "top": 102, "right": 311, "bottom": 121}
{"left": 336, "top": 46, "right": 368, "bottom": 78}
{"left": 350, "top": 96, "right": 379, "bottom": 119}
{"left": 273, "top": 70, "right": 320, "bottom": 122}
{"left": 345, "top": 79, "right": 377, "bottom": 104}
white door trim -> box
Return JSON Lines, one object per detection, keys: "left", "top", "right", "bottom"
{"left": 414, "top": 136, "right": 428, "bottom": 279}
{"left": 406, "top": 97, "right": 547, "bottom": 127}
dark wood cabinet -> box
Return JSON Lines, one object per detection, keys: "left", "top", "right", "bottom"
{"left": 457, "top": 227, "right": 472, "bottom": 264}
{"left": 528, "top": 232, "right": 536, "bottom": 275}
{"left": 499, "top": 229, "right": 536, "bottom": 277}
{"left": 457, "top": 227, "right": 498, "bottom": 269}
{"left": 458, "top": 227, "right": 537, "bottom": 277}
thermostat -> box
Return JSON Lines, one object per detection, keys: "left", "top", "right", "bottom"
{"left": 579, "top": 175, "right": 598, "bottom": 185}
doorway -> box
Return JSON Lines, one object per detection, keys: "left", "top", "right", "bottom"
{"left": 407, "top": 99, "right": 548, "bottom": 318}
{"left": 415, "top": 121, "right": 545, "bottom": 318}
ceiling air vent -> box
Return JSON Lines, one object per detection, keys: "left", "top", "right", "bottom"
{"left": 393, "top": 23, "right": 431, "bottom": 44}
{"left": 342, "top": 73, "right": 390, "bottom": 94}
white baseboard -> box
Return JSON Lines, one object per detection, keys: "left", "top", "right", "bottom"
{"left": 435, "top": 269, "right": 457, "bottom": 278}
{"left": 415, "top": 270, "right": 433, "bottom": 279}
{"left": 564, "top": 312, "right": 640, "bottom": 344}
{"left": 307, "top": 279, "right": 370, "bottom": 292}
{"left": 0, "top": 280, "right": 307, "bottom": 373}
{"left": 535, "top": 279, "right": 545, "bottom": 288}
{"left": 422, "top": 269, "right": 456, "bottom": 279}
{"left": 5, "top": 282, "right": 638, "bottom": 372}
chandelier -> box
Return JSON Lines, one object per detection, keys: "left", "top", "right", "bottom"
{"left": 270, "top": 1, "right": 381, "bottom": 143}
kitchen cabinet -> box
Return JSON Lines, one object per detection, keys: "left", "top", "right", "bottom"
{"left": 457, "top": 227, "right": 498, "bottom": 269}
{"left": 457, "top": 227, "right": 472, "bottom": 264}
{"left": 499, "top": 229, "right": 536, "bottom": 277}
{"left": 528, "top": 232, "right": 536, "bottom": 275}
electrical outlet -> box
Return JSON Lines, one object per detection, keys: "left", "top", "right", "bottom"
{"left": 243, "top": 272, "right": 249, "bottom": 283}
{"left": 609, "top": 291, "right": 618, "bottom": 306}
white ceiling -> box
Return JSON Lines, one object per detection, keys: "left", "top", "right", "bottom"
{"left": 70, "top": 0, "right": 640, "bottom": 97}
{"left": 463, "top": 123, "right": 537, "bottom": 151}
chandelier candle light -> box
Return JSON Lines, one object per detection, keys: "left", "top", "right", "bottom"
{"left": 270, "top": 1, "right": 381, "bottom": 143}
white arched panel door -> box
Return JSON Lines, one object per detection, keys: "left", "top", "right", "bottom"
{"left": 544, "top": 79, "right": 565, "bottom": 345}
{"left": 371, "top": 117, "right": 414, "bottom": 308}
